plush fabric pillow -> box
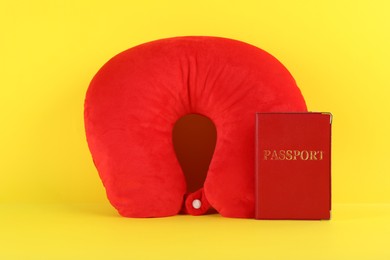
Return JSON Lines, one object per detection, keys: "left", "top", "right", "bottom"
{"left": 84, "top": 36, "right": 307, "bottom": 218}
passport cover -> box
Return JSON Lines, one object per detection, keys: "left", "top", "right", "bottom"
{"left": 255, "top": 112, "right": 332, "bottom": 220}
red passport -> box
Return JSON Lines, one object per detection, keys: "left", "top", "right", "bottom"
{"left": 255, "top": 112, "right": 332, "bottom": 220}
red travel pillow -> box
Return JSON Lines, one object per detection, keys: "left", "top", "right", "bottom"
{"left": 84, "top": 36, "right": 307, "bottom": 218}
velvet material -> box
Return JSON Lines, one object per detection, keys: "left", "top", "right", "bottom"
{"left": 84, "top": 36, "right": 307, "bottom": 218}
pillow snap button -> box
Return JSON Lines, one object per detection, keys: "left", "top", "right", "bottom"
{"left": 192, "top": 199, "right": 202, "bottom": 209}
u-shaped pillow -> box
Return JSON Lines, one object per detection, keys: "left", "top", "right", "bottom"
{"left": 84, "top": 36, "right": 307, "bottom": 218}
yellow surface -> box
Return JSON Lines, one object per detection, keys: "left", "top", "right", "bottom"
{"left": 1, "top": 1, "right": 390, "bottom": 259}
{"left": 0, "top": 203, "right": 389, "bottom": 259}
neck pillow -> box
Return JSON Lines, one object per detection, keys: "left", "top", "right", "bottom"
{"left": 84, "top": 36, "right": 307, "bottom": 218}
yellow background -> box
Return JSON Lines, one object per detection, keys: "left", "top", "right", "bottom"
{"left": 1, "top": 0, "right": 389, "bottom": 259}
